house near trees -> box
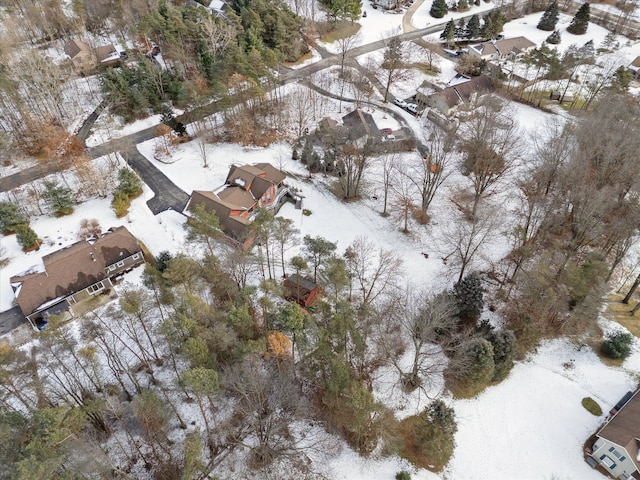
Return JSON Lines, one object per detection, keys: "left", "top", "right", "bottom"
{"left": 342, "top": 108, "right": 380, "bottom": 148}
{"left": 417, "top": 75, "right": 493, "bottom": 116}
{"left": 185, "top": 163, "right": 290, "bottom": 249}
{"left": 64, "top": 39, "right": 121, "bottom": 73}
{"left": 283, "top": 274, "right": 320, "bottom": 308}
{"left": 588, "top": 388, "right": 640, "bottom": 478}
{"left": 10, "top": 226, "right": 144, "bottom": 330}
{"left": 468, "top": 36, "right": 536, "bottom": 61}
{"left": 373, "top": 0, "right": 407, "bottom": 9}
{"left": 628, "top": 56, "right": 640, "bottom": 80}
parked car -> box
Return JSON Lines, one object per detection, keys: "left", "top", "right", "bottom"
{"left": 380, "top": 127, "right": 393, "bottom": 135}
{"left": 394, "top": 98, "right": 408, "bottom": 108}
{"left": 384, "top": 134, "right": 396, "bottom": 142}
{"left": 406, "top": 103, "right": 418, "bottom": 115}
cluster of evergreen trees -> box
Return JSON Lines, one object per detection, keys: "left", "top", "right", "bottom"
{"left": 439, "top": 10, "right": 507, "bottom": 43}
{"left": 101, "top": 0, "right": 308, "bottom": 121}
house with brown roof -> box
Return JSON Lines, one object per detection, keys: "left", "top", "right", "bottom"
{"left": 590, "top": 388, "right": 640, "bottom": 479}
{"left": 283, "top": 274, "right": 320, "bottom": 308}
{"left": 468, "top": 36, "right": 536, "bottom": 61}
{"left": 64, "top": 39, "right": 120, "bottom": 73}
{"left": 422, "top": 75, "right": 493, "bottom": 116}
{"left": 185, "top": 163, "right": 290, "bottom": 249}
{"left": 10, "top": 226, "right": 144, "bottom": 329}
{"left": 342, "top": 109, "right": 380, "bottom": 148}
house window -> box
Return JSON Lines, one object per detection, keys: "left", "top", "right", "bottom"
{"left": 87, "top": 281, "right": 104, "bottom": 295}
{"left": 108, "top": 264, "right": 116, "bottom": 272}
{"left": 600, "top": 455, "right": 616, "bottom": 469}
{"left": 132, "top": 253, "right": 140, "bottom": 260}
{"left": 116, "top": 260, "right": 125, "bottom": 268}
{"left": 609, "top": 447, "right": 626, "bottom": 461}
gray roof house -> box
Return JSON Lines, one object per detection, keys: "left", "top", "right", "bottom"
{"left": 341, "top": 108, "right": 380, "bottom": 148}
{"left": 468, "top": 36, "right": 536, "bottom": 61}
{"left": 10, "top": 226, "right": 144, "bottom": 329}
{"left": 590, "top": 388, "right": 640, "bottom": 479}
{"left": 422, "top": 75, "right": 493, "bottom": 116}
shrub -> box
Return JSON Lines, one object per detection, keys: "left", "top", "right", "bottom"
{"left": 399, "top": 400, "right": 457, "bottom": 471}
{"left": 78, "top": 219, "right": 101, "bottom": 240}
{"left": 581, "top": 397, "right": 602, "bottom": 416}
{"left": 601, "top": 331, "right": 634, "bottom": 359}
{"left": 111, "top": 190, "right": 131, "bottom": 218}
{"left": 16, "top": 224, "right": 40, "bottom": 251}
{"left": 302, "top": 209, "right": 312, "bottom": 216}
{"left": 396, "top": 471, "right": 411, "bottom": 480}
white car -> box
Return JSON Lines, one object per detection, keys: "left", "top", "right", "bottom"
{"left": 394, "top": 98, "right": 408, "bottom": 108}
{"left": 381, "top": 134, "right": 396, "bottom": 142}
{"left": 406, "top": 103, "right": 418, "bottom": 115}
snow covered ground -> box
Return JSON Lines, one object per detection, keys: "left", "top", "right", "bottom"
{"left": 3, "top": 6, "right": 640, "bottom": 480}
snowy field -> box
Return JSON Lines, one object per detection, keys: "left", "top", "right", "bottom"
{"left": 3, "top": 120, "right": 640, "bottom": 478}
{"left": 3, "top": 4, "right": 640, "bottom": 479}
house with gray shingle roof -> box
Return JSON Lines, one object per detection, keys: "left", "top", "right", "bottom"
{"left": 468, "top": 36, "right": 536, "bottom": 61}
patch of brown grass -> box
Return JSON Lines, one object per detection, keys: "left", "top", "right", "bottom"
{"left": 284, "top": 50, "right": 314, "bottom": 67}
{"left": 317, "top": 21, "right": 361, "bottom": 43}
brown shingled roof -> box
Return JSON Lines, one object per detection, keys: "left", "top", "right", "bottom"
{"left": 10, "top": 226, "right": 141, "bottom": 316}
{"left": 598, "top": 389, "right": 640, "bottom": 471}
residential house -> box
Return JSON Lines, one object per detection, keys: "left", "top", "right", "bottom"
{"left": 590, "top": 388, "right": 640, "bottom": 479}
{"left": 64, "top": 39, "right": 120, "bottom": 73}
{"left": 423, "top": 75, "right": 493, "bottom": 116}
{"left": 468, "top": 36, "right": 536, "bottom": 62}
{"left": 10, "top": 226, "right": 144, "bottom": 329}
{"left": 342, "top": 108, "right": 380, "bottom": 148}
{"left": 628, "top": 56, "right": 640, "bottom": 80}
{"left": 283, "top": 274, "right": 320, "bottom": 308}
{"left": 373, "top": 0, "right": 404, "bottom": 9}
{"left": 185, "top": 163, "right": 290, "bottom": 249}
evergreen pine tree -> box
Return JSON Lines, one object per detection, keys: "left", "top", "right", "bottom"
{"left": 567, "top": 3, "right": 590, "bottom": 35}
{"left": 486, "top": 329, "right": 517, "bottom": 381}
{"left": 466, "top": 338, "right": 495, "bottom": 385}
{"left": 465, "top": 14, "right": 481, "bottom": 39}
{"left": 116, "top": 167, "right": 143, "bottom": 198}
{"left": 613, "top": 66, "right": 632, "bottom": 92}
{"left": 455, "top": 18, "right": 466, "bottom": 38}
{"left": 480, "top": 15, "right": 493, "bottom": 39}
{"left": 43, "top": 180, "right": 74, "bottom": 217}
{"left": 414, "top": 400, "right": 457, "bottom": 470}
{"left": 300, "top": 138, "right": 313, "bottom": 167}
{"left": 440, "top": 19, "right": 456, "bottom": 43}
{"left": 537, "top": 1, "right": 559, "bottom": 31}
{"left": 430, "top": 0, "right": 448, "bottom": 18}
{"left": 545, "top": 30, "right": 561, "bottom": 44}
{"left": 0, "top": 202, "right": 29, "bottom": 234}
{"left": 16, "top": 224, "right": 39, "bottom": 250}
{"left": 452, "top": 272, "right": 484, "bottom": 324}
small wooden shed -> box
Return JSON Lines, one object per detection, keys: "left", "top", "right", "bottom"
{"left": 283, "top": 274, "right": 319, "bottom": 308}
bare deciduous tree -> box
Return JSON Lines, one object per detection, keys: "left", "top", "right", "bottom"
{"left": 459, "top": 98, "right": 521, "bottom": 218}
